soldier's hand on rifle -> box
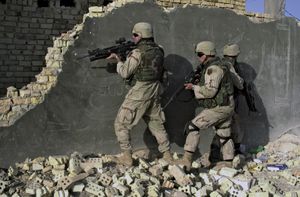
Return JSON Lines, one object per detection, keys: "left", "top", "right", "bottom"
{"left": 106, "top": 53, "right": 121, "bottom": 62}
{"left": 184, "top": 83, "right": 194, "bottom": 90}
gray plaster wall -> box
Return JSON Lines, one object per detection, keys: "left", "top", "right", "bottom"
{"left": 0, "top": 3, "right": 299, "bottom": 167}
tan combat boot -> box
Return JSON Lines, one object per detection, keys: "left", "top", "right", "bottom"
{"left": 176, "top": 151, "right": 193, "bottom": 171}
{"left": 111, "top": 150, "right": 133, "bottom": 167}
{"left": 162, "top": 150, "right": 173, "bottom": 164}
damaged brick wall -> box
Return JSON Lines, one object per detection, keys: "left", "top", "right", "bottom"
{"left": 0, "top": 0, "right": 106, "bottom": 96}
{"left": 0, "top": 0, "right": 274, "bottom": 97}
{"left": 156, "top": 0, "right": 245, "bottom": 11}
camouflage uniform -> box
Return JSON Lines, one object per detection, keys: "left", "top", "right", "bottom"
{"left": 184, "top": 57, "right": 235, "bottom": 161}
{"left": 223, "top": 44, "right": 245, "bottom": 149}
{"left": 222, "top": 57, "right": 244, "bottom": 144}
{"left": 114, "top": 39, "right": 170, "bottom": 153}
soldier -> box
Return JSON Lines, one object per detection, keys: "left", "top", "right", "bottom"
{"left": 176, "top": 41, "right": 235, "bottom": 171}
{"left": 222, "top": 44, "right": 244, "bottom": 154}
{"left": 106, "top": 22, "right": 173, "bottom": 167}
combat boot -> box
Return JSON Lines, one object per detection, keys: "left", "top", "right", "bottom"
{"left": 110, "top": 150, "right": 133, "bottom": 167}
{"left": 175, "top": 151, "right": 193, "bottom": 171}
{"left": 162, "top": 150, "right": 173, "bottom": 164}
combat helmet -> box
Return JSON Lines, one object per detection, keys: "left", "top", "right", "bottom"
{"left": 132, "top": 22, "right": 153, "bottom": 38}
{"left": 195, "top": 41, "right": 216, "bottom": 56}
{"left": 223, "top": 44, "right": 240, "bottom": 56}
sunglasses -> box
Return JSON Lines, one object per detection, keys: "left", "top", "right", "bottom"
{"left": 197, "top": 52, "right": 205, "bottom": 57}
{"left": 132, "top": 33, "right": 139, "bottom": 37}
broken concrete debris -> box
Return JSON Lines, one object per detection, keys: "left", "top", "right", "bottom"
{"left": 0, "top": 156, "right": 298, "bottom": 195}
{"left": 0, "top": 133, "right": 299, "bottom": 196}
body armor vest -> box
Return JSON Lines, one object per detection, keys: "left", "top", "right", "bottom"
{"left": 133, "top": 40, "right": 164, "bottom": 82}
{"left": 198, "top": 57, "right": 234, "bottom": 108}
{"left": 222, "top": 57, "right": 241, "bottom": 96}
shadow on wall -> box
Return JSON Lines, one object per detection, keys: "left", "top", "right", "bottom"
{"left": 143, "top": 54, "right": 198, "bottom": 155}
{"left": 236, "top": 62, "right": 270, "bottom": 150}
{"left": 142, "top": 56, "right": 270, "bottom": 156}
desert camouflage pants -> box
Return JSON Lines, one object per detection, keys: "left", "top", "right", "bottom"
{"left": 184, "top": 105, "right": 235, "bottom": 161}
{"left": 114, "top": 98, "right": 170, "bottom": 153}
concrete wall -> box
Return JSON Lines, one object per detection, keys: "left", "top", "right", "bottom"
{"left": 0, "top": 2, "right": 299, "bottom": 166}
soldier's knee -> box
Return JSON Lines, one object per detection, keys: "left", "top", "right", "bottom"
{"left": 184, "top": 121, "right": 200, "bottom": 136}
{"left": 216, "top": 125, "right": 231, "bottom": 138}
{"left": 115, "top": 130, "right": 130, "bottom": 142}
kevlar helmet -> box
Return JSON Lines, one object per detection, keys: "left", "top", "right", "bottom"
{"left": 132, "top": 22, "right": 153, "bottom": 38}
{"left": 195, "top": 41, "right": 216, "bottom": 56}
{"left": 223, "top": 44, "right": 240, "bottom": 56}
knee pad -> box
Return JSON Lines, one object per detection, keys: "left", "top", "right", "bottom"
{"left": 183, "top": 121, "right": 199, "bottom": 136}
{"left": 216, "top": 127, "right": 231, "bottom": 139}
{"left": 221, "top": 138, "right": 235, "bottom": 161}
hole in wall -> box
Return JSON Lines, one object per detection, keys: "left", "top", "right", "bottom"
{"left": 99, "top": 0, "right": 113, "bottom": 6}
{"left": 0, "top": 0, "right": 6, "bottom": 4}
{"left": 60, "top": 0, "right": 76, "bottom": 7}
{"left": 38, "top": 0, "right": 50, "bottom": 7}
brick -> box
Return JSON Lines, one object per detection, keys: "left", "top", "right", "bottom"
{"left": 2, "top": 21, "right": 17, "bottom": 26}
{"left": 99, "top": 173, "right": 112, "bottom": 186}
{"left": 41, "top": 24, "right": 53, "bottom": 29}
{"left": 178, "top": 185, "right": 192, "bottom": 195}
{"left": 218, "top": 177, "right": 233, "bottom": 193}
{"left": 104, "top": 186, "right": 119, "bottom": 197}
{"left": 0, "top": 38, "right": 12, "bottom": 44}
{"left": 248, "top": 192, "right": 269, "bottom": 197}
{"left": 85, "top": 181, "right": 105, "bottom": 196}
{"left": 219, "top": 167, "right": 238, "bottom": 178}
{"left": 19, "top": 23, "right": 29, "bottom": 28}
{"left": 147, "top": 185, "right": 159, "bottom": 197}
{"left": 80, "top": 157, "right": 103, "bottom": 172}
{"left": 30, "top": 23, "right": 39, "bottom": 28}
{"left": 228, "top": 186, "right": 247, "bottom": 197}
{"left": 199, "top": 173, "right": 213, "bottom": 186}
{"left": 112, "top": 183, "right": 129, "bottom": 196}
{"left": 210, "top": 191, "right": 222, "bottom": 197}
{"left": 168, "top": 165, "right": 192, "bottom": 186}
{"left": 53, "top": 190, "right": 70, "bottom": 197}
{"left": 68, "top": 157, "right": 81, "bottom": 175}
{"left": 0, "top": 180, "right": 8, "bottom": 194}
{"left": 49, "top": 155, "right": 69, "bottom": 166}
{"left": 124, "top": 172, "right": 134, "bottom": 185}
{"left": 32, "top": 163, "right": 43, "bottom": 171}
{"left": 72, "top": 183, "right": 85, "bottom": 193}
{"left": 58, "top": 173, "right": 88, "bottom": 190}
{"left": 138, "top": 158, "right": 151, "bottom": 169}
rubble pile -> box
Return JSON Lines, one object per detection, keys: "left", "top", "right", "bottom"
{"left": 248, "top": 132, "right": 300, "bottom": 195}
{"left": 0, "top": 138, "right": 299, "bottom": 197}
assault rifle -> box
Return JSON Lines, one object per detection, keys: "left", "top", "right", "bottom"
{"left": 78, "top": 37, "right": 136, "bottom": 61}
{"left": 162, "top": 65, "right": 202, "bottom": 110}
{"left": 77, "top": 37, "right": 136, "bottom": 72}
